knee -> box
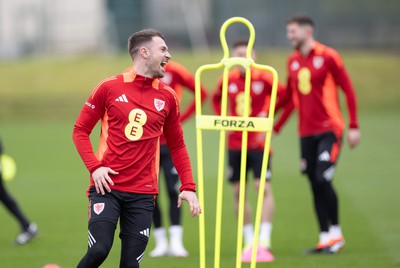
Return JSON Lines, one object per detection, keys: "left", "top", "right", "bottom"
{"left": 314, "top": 169, "right": 333, "bottom": 186}
{"left": 310, "top": 179, "right": 331, "bottom": 195}
{"left": 254, "top": 180, "right": 272, "bottom": 197}
{"left": 120, "top": 237, "right": 148, "bottom": 268}
{"left": 232, "top": 185, "right": 240, "bottom": 201}
{"left": 92, "top": 243, "right": 111, "bottom": 258}
{"left": 85, "top": 243, "right": 111, "bottom": 263}
{"left": 264, "top": 182, "right": 273, "bottom": 198}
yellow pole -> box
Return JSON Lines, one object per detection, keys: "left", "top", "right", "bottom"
{"left": 196, "top": 63, "right": 223, "bottom": 268}
{"left": 195, "top": 17, "right": 278, "bottom": 268}
{"left": 249, "top": 64, "right": 278, "bottom": 268}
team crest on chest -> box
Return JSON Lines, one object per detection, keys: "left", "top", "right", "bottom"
{"left": 252, "top": 81, "right": 264, "bottom": 95}
{"left": 154, "top": 98, "right": 165, "bottom": 111}
{"left": 93, "top": 203, "right": 105, "bottom": 215}
{"left": 313, "top": 56, "right": 324, "bottom": 69}
{"left": 228, "top": 83, "right": 238, "bottom": 93}
{"left": 290, "top": 60, "right": 300, "bottom": 71}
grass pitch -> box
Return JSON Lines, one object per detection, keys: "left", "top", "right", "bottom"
{"left": 0, "top": 49, "right": 399, "bottom": 267}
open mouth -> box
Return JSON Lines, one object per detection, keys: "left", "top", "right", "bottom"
{"left": 160, "top": 60, "right": 168, "bottom": 68}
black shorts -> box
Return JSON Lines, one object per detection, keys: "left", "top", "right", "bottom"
{"left": 300, "top": 131, "right": 342, "bottom": 183}
{"left": 228, "top": 149, "right": 272, "bottom": 183}
{"left": 88, "top": 187, "right": 155, "bottom": 240}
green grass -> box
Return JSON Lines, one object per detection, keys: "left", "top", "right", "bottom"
{"left": 0, "top": 49, "right": 399, "bottom": 120}
{"left": 0, "top": 50, "right": 399, "bottom": 267}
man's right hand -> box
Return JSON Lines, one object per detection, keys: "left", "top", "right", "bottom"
{"left": 92, "top": 167, "right": 118, "bottom": 195}
{"left": 347, "top": 128, "right": 361, "bottom": 149}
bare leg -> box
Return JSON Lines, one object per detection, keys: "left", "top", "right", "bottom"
{"left": 254, "top": 179, "right": 274, "bottom": 248}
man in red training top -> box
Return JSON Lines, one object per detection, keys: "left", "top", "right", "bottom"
{"left": 126, "top": 62, "right": 207, "bottom": 257}
{"left": 274, "top": 15, "right": 361, "bottom": 254}
{"left": 73, "top": 29, "right": 201, "bottom": 268}
{"left": 149, "top": 62, "right": 207, "bottom": 257}
{"left": 212, "top": 40, "right": 286, "bottom": 262}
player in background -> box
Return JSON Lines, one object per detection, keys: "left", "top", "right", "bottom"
{"left": 212, "top": 40, "right": 286, "bottom": 262}
{"left": 0, "top": 138, "right": 38, "bottom": 245}
{"left": 149, "top": 62, "right": 207, "bottom": 257}
{"left": 73, "top": 29, "right": 201, "bottom": 268}
{"left": 274, "top": 15, "right": 361, "bottom": 254}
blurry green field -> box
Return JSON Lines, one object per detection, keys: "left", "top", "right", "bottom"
{"left": 0, "top": 49, "right": 399, "bottom": 268}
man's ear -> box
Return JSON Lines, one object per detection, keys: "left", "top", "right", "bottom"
{"left": 140, "top": 47, "right": 149, "bottom": 59}
{"left": 306, "top": 25, "right": 314, "bottom": 36}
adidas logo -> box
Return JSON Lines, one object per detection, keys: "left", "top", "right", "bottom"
{"left": 88, "top": 230, "right": 97, "bottom": 248}
{"left": 115, "top": 94, "right": 128, "bottom": 103}
{"left": 323, "top": 166, "right": 336, "bottom": 182}
{"left": 140, "top": 228, "right": 150, "bottom": 238}
{"left": 136, "top": 251, "right": 145, "bottom": 264}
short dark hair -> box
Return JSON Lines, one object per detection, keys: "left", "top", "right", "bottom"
{"left": 233, "top": 39, "right": 249, "bottom": 49}
{"left": 127, "top": 29, "right": 165, "bottom": 58}
{"left": 287, "top": 15, "right": 314, "bottom": 27}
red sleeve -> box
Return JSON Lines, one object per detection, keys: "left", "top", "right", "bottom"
{"left": 273, "top": 100, "right": 295, "bottom": 133}
{"left": 212, "top": 78, "right": 223, "bottom": 115}
{"left": 275, "top": 72, "right": 293, "bottom": 111}
{"left": 261, "top": 73, "right": 286, "bottom": 116}
{"left": 72, "top": 80, "right": 109, "bottom": 173}
{"left": 328, "top": 50, "right": 359, "bottom": 129}
{"left": 273, "top": 75, "right": 294, "bottom": 133}
{"left": 276, "top": 82, "right": 287, "bottom": 102}
{"left": 275, "top": 73, "right": 294, "bottom": 109}
{"left": 163, "top": 88, "right": 196, "bottom": 192}
{"left": 176, "top": 67, "right": 207, "bottom": 122}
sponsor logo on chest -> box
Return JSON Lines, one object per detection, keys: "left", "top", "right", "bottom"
{"left": 313, "top": 56, "right": 324, "bottom": 69}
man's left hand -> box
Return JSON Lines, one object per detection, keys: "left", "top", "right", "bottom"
{"left": 177, "top": 191, "right": 202, "bottom": 217}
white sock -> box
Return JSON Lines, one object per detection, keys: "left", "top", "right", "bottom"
{"left": 243, "top": 224, "right": 254, "bottom": 246}
{"left": 329, "top": 225, "right": 343, "bottom": 239}
{"left": 153, "top": 227, "right": 167, "bottom": 246}
{"left": 319, "top": 232, "right": 330, "bottom": 245}
{"left": 259, "top": 222, "right": 272, "bottom": 248}
{"left": 169, "top": 225, "right": 184, "bottom": 244}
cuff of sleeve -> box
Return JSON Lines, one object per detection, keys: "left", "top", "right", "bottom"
{"left": 179, "top": 183, "right": 196, "bottom": 192}
{"left": 349, "top": 122, "right": 359, "bottom": 129}
{"left": 89, "top": 164, "right": 103, "bottom": 174}
{"left": 273, "top": 125, "right": 281, "bottom": 134}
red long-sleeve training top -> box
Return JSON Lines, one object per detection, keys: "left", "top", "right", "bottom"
{"left": 274, "top": 42, "right": 359, "bottom": 137}
{"left": 73, "top": 70, "right": 196, "bottom": 195}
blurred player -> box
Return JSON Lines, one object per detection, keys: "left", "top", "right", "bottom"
{"left": 0, "top": 138, "right": 38, "bottom": 245}
{"left": 149, "top": 62, "right": 207, "bottom": 257}
{"left": 274, "top": 15, "right": 361, "bottom": 254}
{"left": 212, "top": 40, "right": 286, "bottom": 262}
{"left": 73, "top": 29, "right": 201, "bottom": 268}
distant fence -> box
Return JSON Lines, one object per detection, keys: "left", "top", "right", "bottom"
{"left": 0, "top": 0, "right": 399, "bottom": 59}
